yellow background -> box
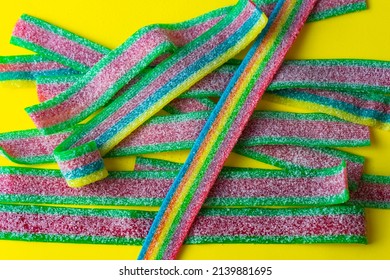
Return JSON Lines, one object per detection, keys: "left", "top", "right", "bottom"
{"left": 0, "top": 0, "right": 389, "bottom": 259}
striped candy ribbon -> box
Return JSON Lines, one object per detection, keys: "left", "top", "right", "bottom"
{"left": 0, "top": 111, "right": 370, "bottom": 165}
{"left": 22, "top": 0, "right": 267, "bottom": 188}
{"left": 0, "top": 162, "right": 348, "bottom": 207}
{"left": 0, "top": 55, "right": 78, "bottom": 82}
{"left": 236, "top": 145, "right": 365, "bottom": 191}
{"left": 138, "top": 0, "right": 319, "bottom": 260}
{"left": 0, "top": 204, "right": 367, "bottom": 246}
{"left": 350, "top": 174, "right": 390, "bottom": 208}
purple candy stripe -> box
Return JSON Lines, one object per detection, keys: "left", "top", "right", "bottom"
{"left": 0, "top": 111, "right": 370, "bottom": 165}
{"left": 296, "top": 89, "right": 390, "bottom": 113}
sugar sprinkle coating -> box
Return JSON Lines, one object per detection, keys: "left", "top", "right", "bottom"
{"left": 0, "top": 162, "right": 348, "bottom": 207}
{"left": 138, "top": 0, "right": 319, "bottom": 260}
{"left": 0, "top": 204, "right": 367, "bottom": 246}
{"left": 236, "top": 145, "right": 365, "bottom": 190}
{"left": 47, "top": 1, "right": 267, "bottom": 188}
{"left": 0, "top": 111, "right": 370, "bottom": 165}
{"left": 350, "top": 175, "right": 390, "bottom": 208}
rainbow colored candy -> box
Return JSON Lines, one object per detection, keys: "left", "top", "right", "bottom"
{"left": 255, "top": 0, "right": 367, "bottom": 22}
{"left": 0, "top": 111, "right": 370, "bottom": 165}
{"left": 236, "top": 145, "right": 365, "bottom": 191}
{"left": 350, "top": 174, "right": 390, "bottom": 208}
{"left": 268, "top": 59, "right": 390, "bottom": 94}
{"left": 49, "top": 0, "right": 266, "bottom": 188}
{"left": 0, "top": 163, "right": 348, "bottom": 207}
{"left": 0, "top": 55, "right": 78, "bottom": 83}
{"left": 0, "top": 204, "right": 367, "bottom": 245}
{"left": 139, "top": 0, "right": 319, "bottom": 260}
{"left": 265, "top": 89, "right": 390, "bottom": 130}
{"left": 9, "top": 1, "right": 366, "bottom": 73}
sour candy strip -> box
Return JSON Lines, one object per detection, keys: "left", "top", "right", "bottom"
{"left": 265, "top": 89, "right": 390, "bottom": 130}
{"left": 36, "top": 74, "right": 80, "bottom": 102}
{"left": 236, "top": 145, "right": 365, "bottom": 190}
{"left": 110, "top": 111, "right": 370, "bottom": 156}
{"left": 0, "top": 128, "right": 71, "bottom": 164}
{"left": 255, "top": 0, "right": 367, "bottom": 22}
{"left": 350, "top": 174, "right": 390, "bottom": 209}
{"left": 25, "top": 7, "right": 237, "bottom": 135}
{"left": 35, "top": 57, "right": 390, "bottom": 102}
{"left": 11, "top": 14, "right": 110, "bottom": 72}
{"left": 139, "top": 0, "right": 319, "bottom": 260}
{"left": 50, "top": 0, "right": 267, "bottom": 188}
{"left": 0, "top": 111, "right": 370, "bottom": 165}
{"left": 9, "top": 0, "right": 365, "bottom": 73}
{"left": 0, "top": 163, "right": 349, "bottom": 207}
{"left": 0, "top": 55, "right": 78, "bottom": 82}
{"left": 268, "top": 59, "right": 390, "bottom": 94}
{"left": 0, "top": 204, "right": 367, "bottom": 246}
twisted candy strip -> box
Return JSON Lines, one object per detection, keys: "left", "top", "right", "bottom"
{"left": 0, "top": 204, "right": 367, "bottom": 246}
{"left": 139, "top": 0, "right": 319, "bottom": 260}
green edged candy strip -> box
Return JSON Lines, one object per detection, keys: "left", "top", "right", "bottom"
{"left": 235, "top": 145, "right": 365, "bottom": 191}
{"left": 350, "top": 174, "right": 390, "bottom": 209}
{"left": 0, "top": 204, "right": 367, "bottom": 246}
{"left": 0, "top": 111, "right": 369, "bottom": 165}
{"left": 0, "top": 55, "right": 78, "bottom": 82}
{"left": 0, "top": 161, "right": 348, "bottom": 207}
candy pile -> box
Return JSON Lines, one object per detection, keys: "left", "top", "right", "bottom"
{"left": 0, "top": 0, "right": 389, "bottom": 259}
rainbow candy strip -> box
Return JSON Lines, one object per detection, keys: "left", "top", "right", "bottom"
{"left": 46, "top": 0, "right": 267, "bottom": 188}
{"left": 26, "top": 9, "right": 232, "bottom": 135}
{"left": 0, "top": 204, "right": 367, "bottom": 246}
{"left": 268, "top": 59, "right": 390, "bottom": 94}
{"left": 0, "top": 128, "right": 70, "bottom": 164}
{"left": 0, "top": 163, "right": 348, "bottom": 207}
{"left": 139, "top": 0, "right": 319, "bottom": 260}
{"left": 236, "top": 145, "right": 365, "bottom": 191}
{"left": 9, "top": 1, "right": 366, "bottom": 73}
{"left": 265, "top": 89, "right": 390, "bottom": 130}
{"left": 350, "top": 174, "right": 390, "bottom": 209}
{"left": 34, "top": 57, "right": 390, "bottom": 101}
{"left": 0, "top": 55, "right": 78, "bottom": 82}
{"left": 36, "top": 73, "right": 216, "bottom": 113}
{"left": 0, "top": 111, "right": 370, "bottom": 165}
{"left": 11, "top": 14, "right": 110, "bottom": 72}
{"left": 255, "top": 0, "right": 367, "bottom": 22}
